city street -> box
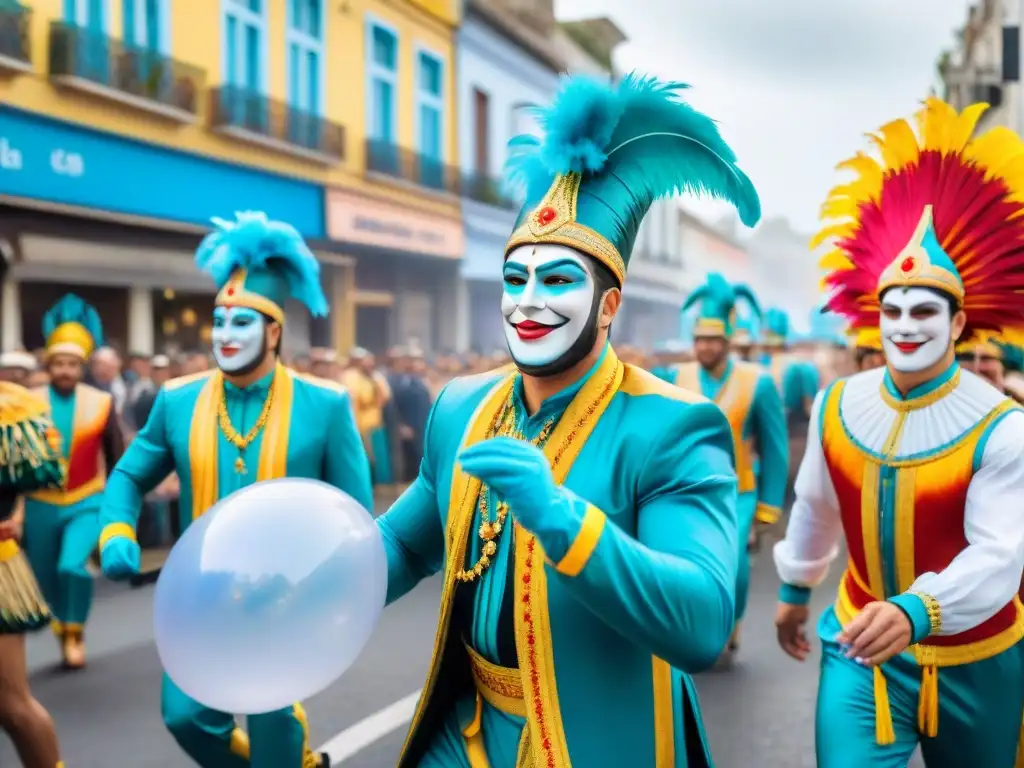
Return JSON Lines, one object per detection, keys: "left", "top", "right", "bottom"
{"left": 0, "top": 543, "right": 923, "bottom": 768}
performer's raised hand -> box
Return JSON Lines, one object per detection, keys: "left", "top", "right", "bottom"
{"left": 835, "top": 601, "right": 912, "bottom": 667}
{"left": 775, "top": 602, "right": 811, "bottom": 661}
{"left": 458, "top": 437, "right": 570, "bottom": 543}
{"left": 100, "top": 536, "right": 141, "bottom": 580}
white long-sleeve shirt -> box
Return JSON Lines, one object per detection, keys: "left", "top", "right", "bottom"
{"left": 773, "top": 366, "right": 1024, "bottom": 635}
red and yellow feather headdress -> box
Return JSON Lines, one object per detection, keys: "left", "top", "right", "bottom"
{"left": 814, "top": 98, "right": 1024, "bottom": 344}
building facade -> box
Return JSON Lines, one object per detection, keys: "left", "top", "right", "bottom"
{"left": 0, "top": 0, "right": 357, "bottom": 356}
{"left": 324, "top": 0, "right": 464, "bottom": 355}
{"left": 0, "top": 0, "right": 463, "bottom": 357}
{"left": 457, "top": 0, "right": 563, "bottom": 353}
{"left": 939, "top": 0, "right": 1011, "bottom": 135}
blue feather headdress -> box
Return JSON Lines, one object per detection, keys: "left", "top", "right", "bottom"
{"left": 762, "top": 308, "right": 790, "bottom": 347}
{"left": 504, "top": 73, "right": 760, "bottom": 285}
{"left": 195, "top": 211, "right": 329, "bottom": 320}
{"left": 42, "top": 294, "right": 104, "bottom": 359}
{"left": 682, "top": 272, "right": 759, "bottom": 339}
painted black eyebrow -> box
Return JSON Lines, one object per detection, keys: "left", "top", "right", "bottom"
{"left": 881, "top": 301, "right": 942, "bottom": 310}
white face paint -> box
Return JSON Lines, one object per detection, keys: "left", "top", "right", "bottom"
{"left": 879, "top": 287, "right": 953, "bottom": 373}
{"left": 501, "top": 244, "right": 596, "bottom": 369}
{"left": 212, "top": 306, "right": 267, "bottom": 373}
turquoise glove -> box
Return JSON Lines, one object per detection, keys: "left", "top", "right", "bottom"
{"left": 458, "top": 436, "right": 583, "bottom": 560}
{"left": 101, "top": 537, "right": 141, "bottom": 580}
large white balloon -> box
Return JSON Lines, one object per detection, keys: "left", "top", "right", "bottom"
{"left": 154, "top": 479, "right": 387, "bottom": 714}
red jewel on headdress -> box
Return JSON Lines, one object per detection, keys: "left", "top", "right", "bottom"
{"left": 900, "top": 257, "right": 915, "bottom": 273}
{"left": 536, "top": 206, "right": 556, "bottom": 225}
{"left": 226, "top": 286, "right": 235, "bottom": 296}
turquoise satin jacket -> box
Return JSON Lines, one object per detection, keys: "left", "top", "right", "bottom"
{"left": 379, "top": 347, "right": 739, "bottom": 767}
{"left": 781, "top": 360, "right": 820, "bottom": 419}
{"left": 99, "top": 365, "right": 373, "bottom": 540}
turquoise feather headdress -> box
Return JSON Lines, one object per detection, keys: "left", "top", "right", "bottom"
{"left": 682, "top": 273, "right": 760, "bottom": 339}
{"left": 195, "top": 211, "right": 329, "bottom": 323}
{"left": 42, "top": 294, "right": 104, "bottom": 359}
{"left": 762, "top": 308, "right": 790, "bottom": 347}
{"left": 504, "top": 73, "right": 760, "bottom": 285}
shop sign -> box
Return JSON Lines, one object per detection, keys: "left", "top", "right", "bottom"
{"left": 0, "top": 106, "right": 324, "bottom": 237}
{"left": 326, "top": 188, "right": 464, "bottom": 259}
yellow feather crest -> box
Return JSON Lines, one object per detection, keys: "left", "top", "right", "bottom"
{"left": 809, "top": 223, "right": 854, "bottom": 251}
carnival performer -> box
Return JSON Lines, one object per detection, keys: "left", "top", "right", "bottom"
{"left": 341, "top": 347, "right": 393, "bottom": 486}
{"left": 21, "top": 295, "right": 124, "bottom": 670}
{"left": 852, "top": 327, "right": 885, "bottom": 372}
{"left": 376, "top": 73, "right": 759, "bottom": 767}
{"left": 773, "top": 98, "right": 1024, "bottom": 768}
{"left": 98, "top": 212, "right": 373, "bottom": 768}
{"left": 669, "top": 274, "right": 788, "bottom": 664}
{"left": 731, "top": 316, "right": 759, "bottom": 362}
{"left": 0, "top": 382, "right": 67, "bottom": 768}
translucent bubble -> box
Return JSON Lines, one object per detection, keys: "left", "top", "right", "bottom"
{"left": 154, "top": 478, "right": 387, "bottom": 714}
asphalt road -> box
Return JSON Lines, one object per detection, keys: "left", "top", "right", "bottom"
{"left": 0, "top": 543, "right": 924, "bottom": 768}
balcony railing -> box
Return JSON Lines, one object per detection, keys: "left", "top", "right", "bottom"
{"left": 462, "top": 171, "right": 519, "bottom": 210}
{"left": 48, "top": 21, "right": 203, "bottom": 119}
{"left": 0, "top": 1, "right": 31, "bottom": 71}
{"left": 366, "top": 139, "right": 461, "bottom": 195}
{"left": 210, "top": 85, "right": 345, "bottom": 162}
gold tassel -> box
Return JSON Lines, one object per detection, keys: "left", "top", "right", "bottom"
{"left": 873, "top": 666, "right": 896, "bottom": 745}
{"left": 917, "top": 664, "right": 939, "bottom": 738}
{"left": 462, "top": 693, "right": 491, "bottom": 768}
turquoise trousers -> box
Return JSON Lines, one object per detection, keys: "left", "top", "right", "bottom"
{"left": 161, "top": 674, "right": 312, "bottom": 768}
{"left": 816, "top": 608, "right": 1024, "bottom": 768}
{"left": 734, "top": 491, "right": 758, "bottom": 622}
{"left": 22, "top": 496, "right": 100, "bottom": 629}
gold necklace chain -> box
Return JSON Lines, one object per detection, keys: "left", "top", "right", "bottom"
{"left": 216, "top": 374, "right": 276, "bottom": 475}
{"left": 456, "top": 396, "right": 555, "bottom": 582}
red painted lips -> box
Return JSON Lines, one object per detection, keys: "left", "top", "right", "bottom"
{"left": 514, "top": 321, "right": 556, "bottom": 341}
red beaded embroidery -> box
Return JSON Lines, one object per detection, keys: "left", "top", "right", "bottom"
{"left": 521, "top": 537, "right": 554, "bottom": 767}
{"left": 900, "top": 257, "right": 915, "bottom": 273}
{"left": 536, "top": 206, "right": 556, "bottom": 225}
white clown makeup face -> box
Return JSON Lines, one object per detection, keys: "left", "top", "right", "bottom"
{"left": 501, "top": 244, "right": 596, "bottom": 370}
{"left": 212, "top": 306, "right": 267, "bottom": 373}
{"left": 879, "top": 287, "right": 953, "bottom": 373}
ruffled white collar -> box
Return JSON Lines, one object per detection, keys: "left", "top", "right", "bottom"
{"left": 838, "top": 365, "right": 1007, "bottom": 460}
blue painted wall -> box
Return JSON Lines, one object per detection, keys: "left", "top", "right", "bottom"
{"left": 0, "top": 106, "right": 325, "bottom": 237}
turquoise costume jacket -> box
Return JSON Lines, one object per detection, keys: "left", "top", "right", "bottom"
{"left": 379, "top": 347, "right": 739, "bottom": 767}
{"left": 781, "top": 360, "right": 820, "bottom": 420}
{"left": 670, "top": 360, "right": 788, "bottom": 522}
{"left": 99, "top": 365, "right": 373, "bottom": 539}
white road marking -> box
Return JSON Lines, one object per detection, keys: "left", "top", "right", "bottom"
{"left": 318, "top": 690, "right": 422, "bottom": 763}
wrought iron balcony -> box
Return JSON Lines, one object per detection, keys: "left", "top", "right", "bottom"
{"left": 462, "top": 171, "right": 519, "bottom": 210}
{"left": 365, "top": 140, "right": 461, "bottom": 195}
{"left": 210, "top": 85, "right": 345, "bottom": 163}
{"left": 48, "top": 21, "right": 203, "bottom": 121}
{"left": 0, "top": 1, "right": 32, "bottom": 73}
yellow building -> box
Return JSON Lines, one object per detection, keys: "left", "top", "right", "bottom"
{"left": 0, "top": 0, "right": 462, "bottom": 357}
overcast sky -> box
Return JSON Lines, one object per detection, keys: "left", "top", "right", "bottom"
{"left": 554, "top": 0, "right": 973, "bottom": 236}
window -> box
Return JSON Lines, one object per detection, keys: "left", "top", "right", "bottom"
{"left": 287, "top": 0, "right": 322, "bottom": 114}
{"left": 415, "top": 49, "right": 444, "bottom": 161}
{"left": 65, "top": 0, "right": 105, "bottom": 31}
{"left": 366, "top": 21, "right": 398, "bottom": 144}
{"left": 122, "top": 0, "right": 162, "bottom": 51}
{"left": 472, "top": 88, "right": 489, "bottom": 174}
{"left": 224, "top": 0, "right": 265, "bottom": 93}
{"left": 65, "top": 0, "right": 107, "bottom": 83}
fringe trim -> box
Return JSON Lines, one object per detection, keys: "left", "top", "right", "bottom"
{"left": 0, "top": 544, "right": 52, "bottom": 633}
